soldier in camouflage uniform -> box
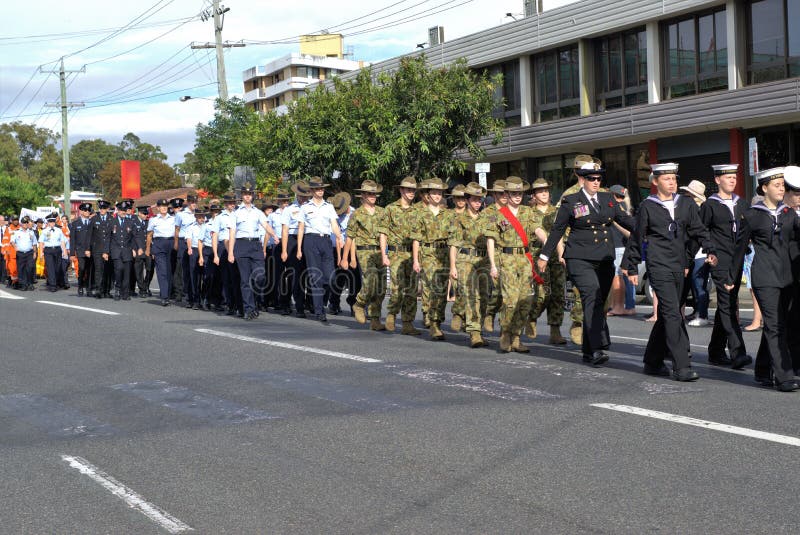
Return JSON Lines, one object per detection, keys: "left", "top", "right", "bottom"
{"left": 449, "top": 182, "right": 490, "bottom": 348}
{"left": 482, "top": 180, "right": 507, "bottom": 333}
{"left": 448, "top": 184, "right": 467, "bottom": 331}
{"left": 415, "top": 178, "right": 433, "bottom": 328}
{"left": 486, "top": 176, "right": 537, "bottom": 353}
{"left": 378, "top": 176, "right": 420, "bottom": 335}
{"left": 412, "top": 178, "right": 455, "bottom": 340}
{"left": 346, "top": 179, "right": 387, "bottom": 331}
{"left": 527, "top": 179, "right": 567, "bottom": 345}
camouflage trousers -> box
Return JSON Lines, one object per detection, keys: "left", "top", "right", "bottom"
{"left": 452, "top": 276, "right": 465, "bottom": 319}
{"left": 355, "top": 250, "right": 386, "bottom": 319}
{"left": 498, "top": 253, "right": 533, "bottom": 335}
{"left": 570, "top": 284, "right": 583, "bottom": 324}
{"left": 456, "top": 254, "right": 490, "bottom": 333}
{"left": 419, "top": 247, "right": 449, "bottom": 324}
{"left": 387, "top": 250, "right": 418, "bottom": 321}
{"left": 530, "top": 260, "right": 566, "bottom": 326}
{"left": 485, "top": 276, "right": 503, "bottom": 319}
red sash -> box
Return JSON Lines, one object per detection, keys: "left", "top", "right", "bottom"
{"left": 498, "top": 206, "right": 545, "bottom": 285}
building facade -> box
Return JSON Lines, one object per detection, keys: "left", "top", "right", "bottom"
{"left": 338, "top": 0, "right": 800, "bottom": 203}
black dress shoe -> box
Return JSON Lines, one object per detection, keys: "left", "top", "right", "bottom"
{"left": 95, "top": 293, "right": 102, "bottom": 299}
{"left": 708, "top": 354, "right": 732, "bottom": 366}
{"left": 243, "top": 311, "right": 254, "bottom": 321}
{"left": 775, "top": 380, "right": 799, "bottom": 392}
{"left": 145, "top": 290, "right": 153, "bottom": 297}
{"left": 225, "top": 308, "right": 235, "bottom": 316}
{"left": 730, "top": 354, "right": 753, "bottom": 370}
{"left": 123, "top": 295, "right": 130, "bottom": 300}
{"left": 643, "top": 363, "right": 671, "bottom": 376}
{"left": 673, "top": 367, "right": 700, "bottom": 382}
{"left": 318, "top": 313, "right": 329, "bottom": 324}
{"left": 295, "top": 311, "right": 306, "bottom": 319}
{"left": 77, "top": 288, "right": 84, "bottom": 297}
{"left": 280, "top": 307, "right": 291, "bottom": 315}
{"left": 161, "top": 298, "right": 169, "bottom": 306}
{"left": 754, "top": 374, "right": 774, "bottom": 387}
{"left": 582, "top": 351, "right": 609, "bottom": 367}
{"left": 327, "top": 306, "right": 340, "bottom": 315}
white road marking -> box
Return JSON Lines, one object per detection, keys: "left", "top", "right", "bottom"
{"left": 591, "top": 403, "right": 800, "bottom": 447}
{"left": 495, "top": 358, "right": 623, "bottom": 380}
{"left": 0, "top": 289, "right": 25, "bottom": 300}
{"left": 195, "top": 328, "right": 382, "bottom": 363}
{"left": 610, "top": 334, "right": 706, "bottom": 350}
{"left": 60, "top": 455, "right": 193, "bottom": 533}
{"left": 36, "top": 300, "right": 120, "bottom": 316}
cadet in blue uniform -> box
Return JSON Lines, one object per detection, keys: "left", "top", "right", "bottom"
{"left": 108, "top": 200, "right": 137, "bottom": 300}
{"left": 327, "top": 192, "right": 360, "bottom": 315}
{"left": 175, "top": 195, "right": 198, "bottom": 307}
{"left": 625, "top": 163, "right": 718, "bottom": 381}
{"left": 11, "top": 217, "right": 38, "bottom": 290}
{"left": 90, "top": 199, "right": 113, "bottom": 298}
{"left": 185, "top": 209, "right": 205, "bottom": 310}
{"left": 198, "top": 205, "right": 221, "bottom": 310}
{"left": 169, "top": 197, "right": 186, "bottom": 302}
{"left": 538, "top": 162, "right": 636, "bottom": 366}
{"left": 69, "top": 203, "right": 94, "bottom": 296}
{"left": 280, "top": 180, "right": 312, "bottom": 317}
{"left": 145, "top": 199, "right": 176, "bottom": 306}
{"left": 38, "top": 214, "right": 68, "bottom": 292}
{"left": 267, "top": 192, "right": 290, "bottom": 309}
{"left": 213, "top": 195, "right": 243, "bottom": 316}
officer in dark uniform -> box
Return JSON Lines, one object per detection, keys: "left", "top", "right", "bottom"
{"left": 131, "top": 205, "right": 153, "bottom": 297}
{"left": 700, "top": 164, "right": 751, "bottom": 369}
{"left": 538, "top": 161, "right": 636, "bottom": 366}
{"left": 69, "top": 202, "right": 94, "bottom": 296}
{"left": 90, "top": 199, "right": 113, "bottom": 298}
{"left": 783, "top": 166, "right": 800, "bottom": 377}
{"left": 624, "top": 163, "right": 718, "bottom": 381}
{"left": 108, "top": 200, "right": 137, "bottom": 300}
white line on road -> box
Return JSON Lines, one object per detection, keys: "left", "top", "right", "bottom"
{"left": 0, "top": 289, "right": 25, "bottom": 300}
{"left": 60, "top": 455, "right": 193, "bottom": 533}
{"left": 195, "top": 328, "right": 382, "bottom": 363}
{"left": 36, "top": 301, "right": 120, "bottom": 316}
{"left": 591, "top": 403, "right": 800, "bottom": 447}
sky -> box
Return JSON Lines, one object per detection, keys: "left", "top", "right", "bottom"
{"left": 0, "top": 0, "right": 578, "bottom": 167}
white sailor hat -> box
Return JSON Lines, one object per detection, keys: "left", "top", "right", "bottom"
{"left": 783, "top": 165, "right": 800, "bottom": 191}
{"left": 650, "top": 163, "right": 679, "bottom": 175}
{"left": 754, "top": 167, "right": 785, "bottom": 185}
{"left": 575, "top": 161, "right": 605, "bottom": 177}
{"left": 711, "top": 164, "right": 739, "bottom": 175}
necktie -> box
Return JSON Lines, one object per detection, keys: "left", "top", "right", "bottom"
{"left": 590, "top": 197, "right": 600, "bottom": 212}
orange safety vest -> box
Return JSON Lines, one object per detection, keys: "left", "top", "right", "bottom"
{"left": 2, "top": 223, "right": 19, "bottom": 281}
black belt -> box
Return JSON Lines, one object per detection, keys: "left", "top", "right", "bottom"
{"left": 356, "top": 245, "right": 381, "bottom": 251}
{"left": 44, "top": 246, "right": 61, "bottom": 250}
{"left": 238, "top": 237, "right": 260, "bottom": 242}
{"left": 387, "top": 245, "right": 411, "bottom": 252}
{"left": 305, "top": 232, "right": 330, "bottom": 238}
{"left": 501, "top": 247, "right": 527, "bottom": 254}
{"left": 421, "top": 241, "right": 448, "bottom": 249}
{"left": 459, "top": 247, "right": 487, "bottom": 257}
{"left": 153, "top": 237, "right": 172, "bottom": 241}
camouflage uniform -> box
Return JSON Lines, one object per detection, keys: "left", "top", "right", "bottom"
{"left": 482, "top": 202, "right": 503, "bottom": 323}
{"left": 485, "top": 205, "right": 536, "bottom": 336}
{"left": 377, "top": 200, "right": 418, "bottom": 322}
{"left": 528, "top": 205, "right": 565, "bottom": 326}
{"left": 559, "top": 182, "right": 584, "bottom": 326}
{"left": 349, "top": 204, "right": 386, "bottom": 319}
{"left": 411, "top": 205, "right": 454, "bottom": 325}
{"left": 449, "top": 210, "right": 490, "bottom": 334}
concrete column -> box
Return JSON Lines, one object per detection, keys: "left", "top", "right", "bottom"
{"left": 726, "top": 0, "right": 746, "bottom": 90}
{"left": 646, "top": 21, "right": 661, "bottom": 104}
{"left": 578, "top": 39, "right": 593, "bottom": 116}
{"left": 519, "top": 55, "right": 533, "bottom": 127}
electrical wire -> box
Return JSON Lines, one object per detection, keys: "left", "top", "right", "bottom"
{"left": 0, "top": 17, "right": 195, "bottom": 47}
{"left": 84, "top": 46, "right": 191, "bottom": 101}
{"left": 84, "top": 17, "right": 197, "bottom": 66}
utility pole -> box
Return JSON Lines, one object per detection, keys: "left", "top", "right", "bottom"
{"left": 43, "top": 58, "right": 84, "bottom": 219}
{"left": 192, "top": 1, "right": 244, "bottom": 101}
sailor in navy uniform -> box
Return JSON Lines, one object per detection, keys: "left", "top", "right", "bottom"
{"left": 108, "top": 200, "right": 137, "bottom": 300}
{"left": 624, "top": 163, "right": 718, "bottom": 381}
{"left": 730, "top": 168, "right": 800, "bottom": 392}
{"left": 145, "top": 199, "right": 176, "bottom": 305}
{"left": 69, "top": 202, "right": 94, "bottom": 296}
{"left": 90, "top": 199, "right": 114, "bottom": 298}
{"left": 538, "top": 162, "right": 636, "bottom": 366}
{"left": 783, "top": 166, "right": 800, "bottom": 378}
{"left": 699, "top": 164, "right": 752, "bottom": 369}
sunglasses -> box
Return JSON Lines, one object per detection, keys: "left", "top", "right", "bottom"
{"left": 584, "top": 176, "right": 602, "bottom": 182}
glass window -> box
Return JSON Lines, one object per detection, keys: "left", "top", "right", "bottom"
{"left": 533, "top": 45, "right": 580, "bottom": 122}
{"left": 748, "top": 0, "right": 798, "bottom": 83}
{"left": 483, "top": 60, "right": 521, "bottom": 126}
{"left": 663, "top": 7, "right": 727, "bottom": 99}
{"left": 536, "top": 155, "right": 569, "bottom": 200}
{"left": 596, "top": 28, "right": 648, "bottom": 111}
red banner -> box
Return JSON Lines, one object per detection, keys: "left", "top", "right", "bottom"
{"left": 121, "top": 160, "right": 141, "bottom": 199}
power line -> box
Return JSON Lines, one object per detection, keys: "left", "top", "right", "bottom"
{"left": 0, "top": 17, "right": 195, "bottom": 47}
{"left": 0, "top": 68, "right": 39, "bottom": 117}
{"left": 84, "top": 46, "right": 191, "bottom": 101}
{"left": 84, "top": 17, "right": 197, "bottom": 66}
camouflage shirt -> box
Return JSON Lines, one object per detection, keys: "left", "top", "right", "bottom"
{"left": 377, "top": 200, "right": 416, "bottom": 247}
{"left": 448, "top": 210, "right": 488, "bottom": 250}
{"left": 484, "top": 205, "right": 537, "bottom": 248}
{"left": 410, "top": 205, "right": 455, "bottom": 245}
{"left": 347, "top": 205, "right": 385, "bottom": 246}
{"left": 529, "top": 205, "right": 557, "bottom": 257}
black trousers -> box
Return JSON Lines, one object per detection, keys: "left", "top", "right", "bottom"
{"left": 234, "top": 239, "right": 264, "bottom": 314}
{"left": 113, "top": 257, "right": 132, "bottom": 298}
{"left": 134, "top": 254, "right": 153, "bottom": 293}
{"left": 303, "top": 234, "right": 335, "bottom": 316}
{"left": 200, "top": 248, "right": 220, "bottom": 305}
{"left": 76, "top": 254, "right": 92, "bottom": 290}
{"left": 708, "top": 268, "right": 746, "bottom": 360}
{"left": 327, "top": 265, "right": 362, "bottom": 310}
{"left": 566, "top": 257, "right": 614, "bottom": 355}
{"left": 170, "top": 244, "right": 183, "bottom": 300}
{"left": 219, "top": 245, "right": 242, "bottom": 312}
{"left": 280, "top": 235, "right": 308, "bottom": 312}
{"left": 43, "top": 247, "right": 62, "bottom": 289}
{"left": 152, "top": 239, "right": 173, "bottom": 299}
{"left": 788, "top": 282, "right": 800, "bottom": 373}
{"left": 752, "top": 286, "right": 795, "bottom": 384}
{"left": 645, "top": 270, "right": 691, "bottom": 370}
{"left": 186, "top": 247, "right": 200, "bottom": 303}
{"left": 16, "top": 250, "right": 35, "bottom": 287}
{"left": 92, "top": 249, "right": 107, "bottom": 293}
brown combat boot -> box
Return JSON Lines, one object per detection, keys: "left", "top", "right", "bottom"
{"left": 401, "top": 321, "right": 420, "bottom": 335}
{"left": 482, "top": 315, "right": 494, "bottom": 333}
{"left": 525, "top": 321, "right": 537, "bottom": 339}
{"left": 499, "top": 331, "right": 512, "bottom": 353}
{"left": 370, "top": 318, "right": 386, "bottom": 331}
{"left": 512, "top": 335, "right": 530, "bottom": 353}
{"left": 570, "top": 322, "right": 582, "bottom": 345}
{"left": 549, "top": 325, "right": 567, "bottom": 345}
{"left": 469, "top": 331, "right": 486, "bottom": 348}
{"left": 423, "top": 313, "right": 430, "bottom": 328}
{"left": 353, "top": 304, "right": 367, "bottom": 324}
{"left": 451, "top": 314, "right": 464, "bottom": 332}
{"left": 429, "top": 322, "right": 445, "bottom": 340}
{"left": 385, "top": 315, "right": 396, "bottom": 332}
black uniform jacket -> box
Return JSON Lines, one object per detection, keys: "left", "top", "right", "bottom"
{"left": 131, "top": 216, "right": 148, "bottom": 251}
{"left": 730, "top": 203, "right": 800, "bottom": 288}
{"left": 791, "top": 208, "right": 800, "bottom": 281}
{"left": 699, "top": 193, "right": 748, "bottom": 275}
{"left": 107, "top": 216, "right": 136, "bottom": 261}
{"left": 541, "top": 190, "right": 635, "bottom": 261}
{"left": 68, "top": 218, "right": 93, "bottom": 256}
{"left": 89, "top": 213, "right": 113, "bottom": 254}
{"left": 624, "top": 194, "right": 715, "bottom": 275}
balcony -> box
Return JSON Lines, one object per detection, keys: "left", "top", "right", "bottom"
{"left": 242, "top": 65, "right": 266, "bottom": 82}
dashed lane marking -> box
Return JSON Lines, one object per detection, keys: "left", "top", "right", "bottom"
{"left": 36, "top": 300, "right": 120, "bottom": 315}
{"left": 0, "top": 289, "right": 25, "bottom": 300}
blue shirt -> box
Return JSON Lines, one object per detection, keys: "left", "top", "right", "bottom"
{"left": 267, "top": 208, "right": 283, "bottom": 241}
{"left": 300, "top": 200, "right": 337, "bottom": 236}
{"left": 214, "top": 210, "right": 235, "bottom": 242}
{"left": 39, "top": 226, "right": 66, "bottom": 247}
{"left": 333, "top": 207, "right": 354, "bottom": 246}
{"left": 201, "top": 219, "right": 215, "bottom": 247}
{"left": 281, "top": 202, "right": 304, "bottom": 235}
{"left": 175, "top": 208, "right": 196, "bottom": 238}
{"left": 232, "top": 204, "right": 267, "bottom": 239}
{"left": 11, "top": 228, "right": 38, "bottom": 252}
{"left": 147, "top": 213, "right": 176, "bottom": 238}
{"left": 186, "top": 224, "right": 202, "bottom": 247}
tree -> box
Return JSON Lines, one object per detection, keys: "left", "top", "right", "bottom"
{"left": 118, "top": 132, "right": 167, "bottom": 162}
{"left": 97, "top": 159, "right": 180, "bottom": 200}
{"left": 0, "top": 122, "right": 63, "bottom": 194}
{"left": 0, "top": 131, "right": 24, "bottom": 178}
{"left": 70, "top": 139, "right": 124, "bottom": 191}
{"left": 28, "top": 144, "right": 63, "bottom": 195}
{"left": 0, "top": 173, "right": 49, "bottom": 215}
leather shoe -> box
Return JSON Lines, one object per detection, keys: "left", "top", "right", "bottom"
{"left": 708, "top": 354, "right": 732, "bottom": 366}
{"left": 673, "top": 367, "right": 700, "bottom": 382}
{"left": 318, "top": 313, "right": 329, "bottom": 324}
{"left": 730, "top": 354, "right": 753, "bottom": 370}
{"left": 776, "top": 380, "right": 799, "bottom": 392}
{"left": 754, "top": 374, "right": 774, "bottom": 387}
{"left": 77, "top": 288, "right": 84, "bottom": 297}
{"left": 643, "top": 363, "right": 670, "bottom": 376}
{"left": 582, "top": 351, "right": 609, "bottom": 367}
{"left": 295, "top": 311, "right": 306, "bottom": 319}
{"left": 161, "top": 298, "right": 169, "bottom": 306}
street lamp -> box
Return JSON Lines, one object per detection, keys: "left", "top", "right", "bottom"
{"left": 416, "top": 43, "right": 426, "bottom": 49}
{"left": 505, "top": 12, "right": 521, "bottom": 21}
{"left": 179, "top": 95, "right": 214, "bottom": 102}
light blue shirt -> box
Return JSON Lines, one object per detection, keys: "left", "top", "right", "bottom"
{"left": 201, "top": 219, "right": 215, "bottom": 247}
{"left": 281, "top": 202, "right": 304, "bottom": 235}
{"left": 175, "top": 208, "right": 196, "bottom": 238}
{"left": 11, "top": 228, "right": 38, "bottom": 252}
{"left": 147, "top": 213, "right": 176, "bottom": 238}
{"left": 39, "top": 226, "right": 66, "bottom": 247}
{"left": 186, "top": 224, "right": 202, "bottom": 247}
{"left": 232, "top": 204, "right": 267, "bottom": 239}
{"left": 214, "top": 210, "right": 235, "bottom": 242}
{"left": 300, "top": 199, "right": 337, "bottom": 236}
{"left": 267, "top": 208, "right": 283, "bottom": 246}
{"left": 332, "top": 206, "right": 354, "bottom": 246}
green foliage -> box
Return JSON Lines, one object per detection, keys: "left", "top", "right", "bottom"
{"left": 0, "top": 122, "right": 63, "bottom": 194}
{"left": 70, "top": 139, "right": 124, "bottom": 191}
{"left": 0, "top": 173, "right": 49, "bottom": 215}
{"left": 118, "top": 132, "right": 167, "bottom": 162}
{"left": 97, "top": 159, "right": 180, "bottom": 200}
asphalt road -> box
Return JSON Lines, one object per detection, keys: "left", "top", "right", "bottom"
{"left": 1, "top": 284, "right": 798, "bottom": 534}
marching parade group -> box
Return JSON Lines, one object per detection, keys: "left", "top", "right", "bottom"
{"left": 2, "top": 156, "right": 800, "bottom": 392}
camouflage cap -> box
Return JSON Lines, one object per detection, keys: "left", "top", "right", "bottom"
{"left": 421, "top": 177, "right": 447, "bottom": 191}
{"left": 448, "top": 184, "right": 466, "bottom": 197}
{"left": 572, "top": 154, "right": 602, "bottom": 169}
{"left": 487, "top": 179, "right": 506, "bottom": 193}
{"left": 329, "top": 192, "right": 352, "bottom": 216}
{"left": 395, "top": 176, "right": 418, "bottom": 189}
{"left": 530, "top": 178, "right": 551, "bottom": 190}
{"left": 503, "top": 176, "right": 530, "bottom": 192}
{"left": 463, "top": 181, "right": 486, "bottom": 197}
{"left": 354, "top": 179, "right": 383, "bottom": 193}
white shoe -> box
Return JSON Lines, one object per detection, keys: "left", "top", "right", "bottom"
{"left": 687, "top": 318, "right": 710, "bottom": 327}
